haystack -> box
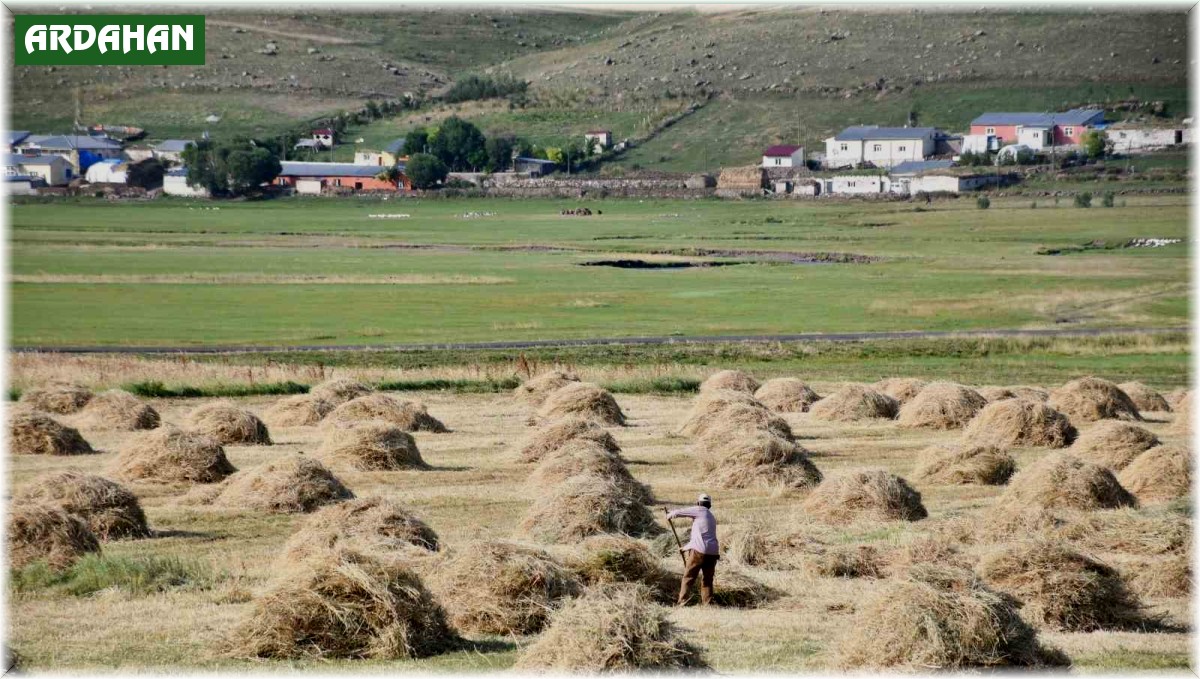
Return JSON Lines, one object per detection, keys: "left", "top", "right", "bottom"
{"left": 836, "top": 564, "right": 1066, "bottom": 669}
{"left": 1047, "top": 376, "right": 1141, "bottom": 423}
{"left": 1170, "top": 391, "right": 1191, "bottom": 434}
{"left": 281, "top": 497, "right": 438, "bottom": 562}
{"left": 74, "top": 389, "right": 160, "bottom": 431}
{"left": 537, "top": 382, "right": 626, "bottom": 426}
{"left": 185, "top": 400, "right": 272, "bottom": 445}
{"left": 512, "top": 370, "right": 581, "bottom": 405}
{"left": 10, "top": 410, "right": 94, "bottom": 456}
{"left": 516, "top": 416, "right": 620, "bottom": 463}
{"left": 18, "top": 382, "right": 92, "bottom": 414}
{"left": 568, "top": 535, "right": 673, "bottom": 597}
{"left": 801, "top": 470, "right": 927, "bottom": 523}
{"left": 976, "top": 386, "right": 1017, "bottom": 403}
{"left": 808, "top": 385, "right": 898, "bottom": 422}
{"left": 677, "top": 390, "right": 792, "bottom": 440}
{"left": 897, "top": 382, "right": 987, "bottom": 430}
{"left": 695, "top": 430, "right": 822, "bottom": 490}
{"left": 262, "top": 393, "right": 336, "bottom": 427}
{"left": 1164, "top": 388, "right": 1189, "bottom": 411}
{"left": 805, "top": 544, "right": 884, "bottom": 579}
{"left": 317, "top": 422, "right": 429, "bottom": 471}
{"left": 1117, "top": 381, "right": 1171, "bottom": 413}
{"left": 228, "top": 548, "right": 456, "bottom": 660}
{"left": 754, "top": 378, "right": 820, "bottom": 412}
{"left": 872, "top": 378, "right": 928, "bottom": 405}
{"left": 1068, "top": 421, "right": 1160, "bottom": 470}
{"left": 517, "top": 474, "right": 663, "bottom": 543}
{"left": 308, "top": 377, "right": 374, "bottom": 405}
{"left": 977, "top": 540, "right": 1145, "bottom": 631}
{"left": 14, "top": 471, "right": 149, "bottom": 540}
{"left": 1010, "top": 386, "right": 1051, "bottom": 402}
{"left": 911, "top": 442, "right": 1015, "bottom": 485}
{"left": 112, "top": 426, "right": 235, "bottom": 484}
{"left": 961, "top": 399, "right": 1077, "bottom": 448}
{"left": 1118, "top": 444, "right": 1190, "bottom": 504}
{"left": 529, "top": 440, "right": 651, "bottom": 504}
{"left": 994, "top": 452, "right": 1136, "bottom": 514}
{"left": 190, "top": 454, "right": 353, "bottom": 514}
{"left": 514, "top": 584, "right": 707, "bottom": 672}
{"left": 8, "top": 504, "right": 101, "bottom": 571}
{"left": 699, "top": 369, "right": 760, "bottom": 395}
{"left": 429, "top": 540, "right": 580, "bottom": 635}
{"left": 323, "top": 393, "right": 448, "bottom": 433}
{"left": 887, "top": 536, "right": 976, "bottom": 576}
{"left": 1127, "top": 553, "right": 1190, "bottom": 599}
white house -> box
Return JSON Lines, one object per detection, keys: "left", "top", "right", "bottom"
{"left": 585, "top": 130, "right": 613, "bottom": 151}
{"left": 1017, "top": 126, "right": 1052, "bottom": 149}
{"left": 909, "top": 173, "right": 1001, "bottom": 194}
{"left": 761, "top": 144, "right": 805, "bottom": 168}
{"left": 5, "top": 153, "right": 73, "bottom": 185}
{"left": 311, "top": 128, "right": 335, "bottom": 148}
{"left": 962, "top": 134, "right": 1000, "bottom": 155}
{"left": 828, "top": 174, "right": 891, "bottom": 195}
{"left": 824, "top": 126, "right": 937, "bottom": 169}
{"left": 163, "top": 168, "right": 209, "bottom": 197}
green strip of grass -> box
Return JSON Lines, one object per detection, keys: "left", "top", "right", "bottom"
{"left": 375, "top": 377, "right": 521, "bottom": 393}
{"left": 12, "top": 554, "right": 216, "bottom": 597}
{"left": 121, "top": 380, "right": 310, "bottom": 399}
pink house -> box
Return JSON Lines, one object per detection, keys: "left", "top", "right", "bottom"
{"left": 969, "top": 108, "right": 1104, "bottom": 147}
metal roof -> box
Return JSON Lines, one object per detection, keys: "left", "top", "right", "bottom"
{"left": 763, "top": 144, "right": 803, "bottom": 156}
{"left": 155, "top": 139, "right": 195, "bottom": 152}
{"left": 515, "top": 156, "right": 557, "bottom": 165}
{"left": 971, "top": 108, "right": 1104, "bottom": 127}
{"left": 279, "top": 161, "right": 391, "bottom": 178}
{"left": 4, "top": 174, "right": 41, "bottom": 182}
{"left": 890, "top": 160, "right": 955, "bottom": 175}
{"left": 27, "top": 134, "right": 123, "bottom": 150}
{"left": 8, "top": 131, "right": 30, "bottom": 146}
{"left": 4, "top": 153, "right": 63, "bottom": 166}
{"left": 385, "top": 138, "right": 407, "bottom": 154}
{"left": 834, "top": 126, "right": 937, "bottom": 141}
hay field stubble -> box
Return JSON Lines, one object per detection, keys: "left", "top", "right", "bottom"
{"left": 7, "top": 387, "right": 1191, "bottom": 671}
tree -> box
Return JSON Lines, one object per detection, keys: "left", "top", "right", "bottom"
{"left": 407, "top": 128, "right": 430, "bottom": 156}
{"left": 126, "top": 158, "right": 166, "bottom": 189}
{"left": 1081, "top": 130, "right": 1110, "bottom": 159}
{"left": 430, "top": 117, "right": 486, "bottom": 171}
{"left": 976, "top": 195, "right": 990, "bottom": 210}
{"left": 484, "top": 134, "right": 516, "bottom": 172}
{"left": 181, "top": 139, "right": 281, "bottom": 197}
{"left": 406, "top": 153, "right": 448, "bottom": 189}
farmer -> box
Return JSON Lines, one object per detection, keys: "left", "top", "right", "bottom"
{"left": 665, "top": 493, "right": 720, "bottom": 606}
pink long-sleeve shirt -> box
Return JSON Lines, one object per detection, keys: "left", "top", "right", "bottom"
{"left": 667, "top": 505, "right": 720, "bottom": 555}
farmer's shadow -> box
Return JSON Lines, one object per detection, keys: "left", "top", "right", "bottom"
{"left": 426, "top": 464, "right": 472, "bottom": 472}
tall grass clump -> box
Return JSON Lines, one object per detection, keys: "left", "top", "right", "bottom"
{"left": 12, "top": 553, "right": 216, "bottom": 596}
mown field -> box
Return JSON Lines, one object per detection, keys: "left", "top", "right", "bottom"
{"left": 8, "top": 195, "right": 1189, "bottom": 348}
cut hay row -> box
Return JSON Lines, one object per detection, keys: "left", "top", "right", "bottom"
{"left": 73, "top": 389, "right": 160, "bottom": 431}
{"left": 14, "top": 471, "right": 150, "bottom": 540}
{"left": 18, "top": 382, "right": 93, "bottom": 414}
{"left": 536, "top": 382, "right": 626, "bottom": 426}
{"left": 281, "top": 496, "right": 440, "bottom": 562}
{"left": 512, "top": 370, "right": 580, "bottom": 406}
{"left": 1048, "top": 376, "right": 1141, "bottom": 423}
{"left": 186, "top": 454, "right": 353, "bottom": 514}
{"left": 1068, "top": 421, "right": 1159, "bottom": 470}
{"left": 185, "top": 400, "right": 272, "bottom": 446}
{"left": 962, "top": 398, "right": 1076, "bottom": 449}
{"left": 10, "top": 410, "right": 95, "bottom": 456}
{"left": 801, "top": 470, "right": 927, "bottom": 523}
{"left": 112, "top": 426, "right": 235, "bottom": 485}
{"left": 911, "top": 442, "right": 1015, "bottom": 485}
{"left": 896, "top": 382, "right": 987, "bottom": 430}
{"left": 516, "top": 416, "right": 621, "bottom": 463}
{"left": 317, "top": 422, "right": 429, "bottom": 471}
{"left": 809, "top": 384, "right": 898, "bottom": 422}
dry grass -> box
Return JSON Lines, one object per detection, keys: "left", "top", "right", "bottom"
{"left": 911, "top": 442, "right": 1016, "bottom": 485}
{"left": 1047, "top": 376, "right": 1142, "bottom": 423}
{"left": 514, "top": 583, "right": 707, "bottom": 672}
{"left": 10, "top": 410, "right": 94, "bottom": 456}
{"left": 679, "top": 397, "right": 793, "bottom": 441}
{"left": 428, "top": 540, "right": 580, "bottom": 635}
{"left": 801, "top": 470, "right": 927, "bottom": 523}
{"left": 1068, "top": 421, "right": 1160, "bottom": 470}
{"left": 872, "top": 377, "right": 928, "bottom": 405}
{"left": 512, "top": 370, "right": 580, "bottom": 406}
{"left": 261, "top": 393, "right": 336, "bottom": 427}
{"left": 323, "top": 394, "right": 449, "bottom": 433}
{"left": 976, "top": 386, "right": 1018, "bottom": 402}
{"left": 187, "top": 454, "right": 354, "bottom": 514}
{"left": 567, "top": 535, "right": 674, "bottom": 599}
{"left": 754, "top": 377, "right": 820, "bottom": 412}
{"left": 809, "top": 384, "right": 898, "bottom": 422}
{"left": 886, "top": 536, "right": 976, "bottom": 575}
{"left": 111, "top": 426, "right": 235, "bottom": 484}
{"left": 961, "top": 398, "right": 1077, "bottom": 448}
{"left": 993, "top": 452, "right": 1137, "bottom": 515}
{"left": 516, "top": 473, "right": 664, "bottom": 543}
{"left": 805, "top": 544, "right": 884, "bottom": 579}
{"left": 308, "top": 378, "right": 373, "bottom": 405}
{"left": 516, "top": 416, "right": 620, "bottom": 463}
{"left": 723, "top": 520, "right": 824, "bottom": 571}
{"left": 529, "top": 440, "right": 652, "bottom": 503}
{"left": 73, "top": 389, "right": 160, "bottom": 431}
{"left": 1163, "top": 387, "right": 1189, "bottom": 411}
{"left": 281, "top": 497, "right": 439, "bottom": 562}
{"left": 536, "top": 382, "right": 626, "bottom": 426}
{"left": 184, "top": 400, "right": 272, "bottom": 446}
{"left": 227, "top": 548, "right": 457, "bottom": 660}
{"left": 695, "top": 430, "right": 822, "bottom": 491}
{"left": 8, "top": 504, "right": 102, "bottom": 571}
{"left": 1117, "top": 444, "right": 1190, "bottom": 504}
{"left": 896, "top": 382, "right": 988, "bottom": 430}
{"left": 13, "top": 471, "right": 149, "bottom": 540}
{"left": 1170, "top": 391, "right": 1191, "bottom": 434}
{"left": 1118, "top": 381, "right": 1172, "bottom": 412}
{"left": 18, "top": 382, "right": 93, "bottom": 414}
{"left": 1126, "top": 552, "right": 1191, "bottom": 599}
{"left": 316, "top": 422, "right": 429, "bottom": 471}
{"left": 699, "top": 369, "right": 760, "bottom": 395}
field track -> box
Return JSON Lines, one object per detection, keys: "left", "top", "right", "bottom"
{"left": 12, "top": 326, "right": 1188, "bottom": 355}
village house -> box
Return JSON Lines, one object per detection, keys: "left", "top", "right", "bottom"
{"left": 761, "top": 144, "right": 805, "bottom": 168}
{"left": 4, "top": 153, "right": 73, "bottom": 185}
{"left": 152, "top": 140, "right": 195, "bottom": 163}
{"left": 14, "top": 134, "right": 123, "bottom": 173}
{"left": 5, "top": 174, "right": 45, "bottom": 195}
{"left": 824, "top": 126, "right": 938, "bottom": 169}
{"left": 311, "top": 128, "right": 336, "bottom": 148}
{"left": 886, "top": 160, "right": 1000, "bottom": 194}
{"left": 1104, "top": 121, "right": 1189, "bottom": 152}
{"left": 7, "top": 131, "right": 30, "bottom": 152}
{"left": 274, "top": 161, "right": 409, "bottom": 194}
{"left": 514, "top": 157, "right": 558, "bottom": 177}
{"left": 584, "top": 130, "right": 613, "bottom": 151}
{"left": 969, "top": 108, "right": 1104, "bottom": 147}
{"left": 163, "top": 168, "right": 209, "bottom": 197}
{"left": 827, "top": 173, "right": 892, "bottom": 195}
{"left": 354, "top": 138, "right": 407, "bottom": 166}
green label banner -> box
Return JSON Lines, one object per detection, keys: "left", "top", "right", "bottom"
{"left": 14, "top": 15, "right": 205, "bottom": 65}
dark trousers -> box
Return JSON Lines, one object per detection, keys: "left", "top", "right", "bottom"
{"left": 678, "top": 549, "right": 718, "bottom": 605}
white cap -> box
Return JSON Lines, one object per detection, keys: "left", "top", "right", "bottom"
{"left": 697, "top": 493, "right": 712, "bottom": 505}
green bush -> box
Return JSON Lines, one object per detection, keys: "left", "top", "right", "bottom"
{"left": 13, "top": 554, "right": 215, "bottom": 597}
{"left": 976, "top": 195, "right": 991, "bottom": 210}
{"left": 1074, "top": 192, "right": 1093, "bottom": 208}
{"left": 1101, "top": 191, "right": 1115, "bottom": 208}
{"left": 1030, "top": 201, "right": 1038, "bottom": 209}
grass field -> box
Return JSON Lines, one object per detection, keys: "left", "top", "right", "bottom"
{"left": 8, "top": 194, "right": 1189, "bottom": 348}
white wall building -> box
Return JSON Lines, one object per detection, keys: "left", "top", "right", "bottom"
{"left": 1017, "top": 126, "right": 1052, "bottom": 149}
{"left": 824, "top": 126, "right": 937, "bottom": 169}
{"left": 1107, "top": 125, "right": 1187, "bottom": 152}
{"left": 163, "top": 168, "right": 209, "bottom": 197}
{"left": 761, "top": 144, "right": 805, "bottom": 168}
{"left": 828, "top": 174, "right": 891, "bottom": 195}
{"left": 961, "top": 134, "right": 1000, "bottom": 155}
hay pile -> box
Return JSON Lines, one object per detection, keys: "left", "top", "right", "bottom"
{"left": 835, "top": 564, "right": 1066, "bottom": 669}
{"left": 185, "top": 401, "right": 272, "bottom": 445}
{"left": 754, "top": 378, "right": 820, "bottom": 412}
{"left": 513, "top": 370, "right": 580, "bottom": 405}
{"left": 1118, "top": 381, "right": 1171, "bottom": 412}
{"left": 806, "top": 544, "right": 884, "bottom": 579}
{"left": 323, "top": 394, "right": 448, "bottom": 433}
{"left": 516, "top": 416, "right": 620, "bottom": 463}
{"left": 1127, "top": 553, "right": 1190, "bottom": 599}
{"left": 695, "top": 430, "right": 822, "bottom": 491}
{"left": 430, "top": 540, "right": 580, "bottom": 635}
{"left": 699, "top": 369, "right": 760, "bottom": 394}
{"left": 977, "top": 540, "right": 1145, "bottom": 631}
{"left": 801, "top": 470, "right": 927, "bottom": 523}
{"left": 993, "top": 452, "right": 1136, "bottom": 515}
{"left": 1164, "top": 388, "right": 1190, "bottom": 411}
{"left": 309, "top": 378, "right": 374, "bottom": 405}
{"left": 1068, "top": 421, "right": 1160, "bottom": 470}
{"left": 514, "top": 584, "right": 707, "bottom": 672}
{"left": 808, "top": 385, "right": 898, "bottom": 422}
{"left": 529, "top": 440, "right": 651, "bottom": 503}
{"left": 724, "top": 521, "right": 823, "bottom": 570}
{"left": 317, "top": 422, "right": 429, "bottom": 471}
{"left": 961, "top": 399, "right": 1077, "bottom": 448}
{"left": 10, "top": 410, "right": 94, "bottom": 456}
{"left": 190, "top": 454, "right": 353, "bottom": 514}
{"left": 1170, "top": 391, "right": 1191, "bottom": 434}
{"left": 8, "top": 504, "right": 102, "bottom": 571}
{"left": 282, "top": 497, "right": 438, "bottom": 562}
{"left": 517, "top": 474, "right": 663, "bottom": 543}
{"left": 74, "top": 389, "right": 160, "bottom": 431}
{"left": 1047, "top": 377, "right": 1141, "bottom": 423}
{"left": 897, "top": 382, "right": 988, "bottom": 430}
{"left": 14, "top": 471, "right": 149, "bottom": 540}
{"left": 872, "top": 378, "right": 928, "bottom": 405}
{"left": 911, "top": 443, "right": 1016, "bottom": 485}
{"left": 536, "top": 382, "right": 626, "bottom": 426}
{"left": 1118, "top": 445, "right": 1190, "bottom": 504}
{"left": 677, "top": 393, "right": 792, "bottom": 440}
{"left": 262, "top": 393, "right": 336, "bottom": 427}
{"left": 19, "top": 382, "right": 93, "bottom": 414}
{"left": 976, "top": 386, "right": 1017, "bottom": 403}
{"left": 228, "top": 549, "right": 456, "bottom": 660}
{"left": 568, "top": 535, "right": 673, "bottom": 596}
{"left": 887, "top": 536, "right": 976, "bottom": 576}
{"left": 112, "top": 426, "right": 235, "bottom": 484}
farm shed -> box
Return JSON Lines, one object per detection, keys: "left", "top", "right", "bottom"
{"left": 762, "top": 144, "right": 805, "bottom": 168}
{"left": 275, "top": 161, "right": 409, "bottom": 193}
{"left": 1106, "top": 124, "right": 1187, "bottom": 152}
{"left": 716, "top": 166, "right": 766, "bottom": 196}
{"left": 514, "top": 157, "right": 558, "bottom": 177}
{"left": 585, "top": 130, "right": 613, "bottom": 150}
{"left": 829, "top": 174, "right": 891, "bottom": 195}
{"left": 909, "top": 173, "right": 1000, "bottom": 194}
{"left": 5, "top": 174, "right": 45, "bottom": 195}
{"left": 163, "top": 168, "right": 209, "bottom": 197}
